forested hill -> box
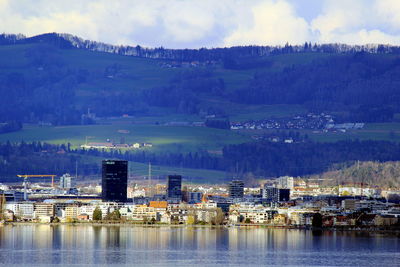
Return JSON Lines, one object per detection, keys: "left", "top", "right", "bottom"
{"left": 1, "top": 32, "right": 400, "bottom": 126}
{"left": 314, "top": 161, "right": 400, "bottom": 188}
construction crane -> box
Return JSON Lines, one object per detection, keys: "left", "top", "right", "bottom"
{"left": 17, "top": 175, "right": 57, "bottom": 201}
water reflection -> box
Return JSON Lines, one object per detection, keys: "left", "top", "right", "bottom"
{"left": 0, "top": 225, "right": 399, "bottom": 266}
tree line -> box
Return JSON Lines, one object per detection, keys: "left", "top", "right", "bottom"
{"left": 4, "top": 33, "right": 400, "bottom": 61}
{"left": 222, "top": 140, "right": 400, "bottom": 177}
{"left": 1, "top": 140, "right": 400, "bottom": 182}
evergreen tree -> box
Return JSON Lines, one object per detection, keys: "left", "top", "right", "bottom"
{"left": 93, "top": 207, "right": 102, "bottom": 221}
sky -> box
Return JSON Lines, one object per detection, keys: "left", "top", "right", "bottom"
{"left": 1, "top": 0, "right": 400, "bottom": 48}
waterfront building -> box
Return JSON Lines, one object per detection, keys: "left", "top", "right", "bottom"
{"left": 132, "top": 205, "right": 156, "bottom": 221}
{"left": 160, "top": 212, "right": 172, "bottom": 224}
{"left": 229, "top": 180, "right": 244, "bottom": 199}
{"left": 194, "top": 209, "right": 218, "bottom": 224}
{"left": 65, "top": 206, "right": 79, "bottom": 220}
{"left": 102, "top": 160, "right": 128, "bottom": 202}
{"left": 5, "top": 202, "right": 34, "bottom": 219}
{"left": 79, "top": 205, "right": 96, "bottom": 220}
{"left": 167, "top": 175, "right": 182, "bottom": 201}
{"left": 34, "top": 203, "right": 55, "bottom": 221}
{"left": 229, "top": 203, "right": 277, "bottom": 224}
{"left": 119, "top": 206, "right": 134, "bottom": 219}
{"left": 273, "top": 213, "right": 288, "bottom": 225}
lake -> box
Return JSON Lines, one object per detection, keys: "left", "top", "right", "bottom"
{"left": 0, "top": 225, "right": 399, "bottom": 266}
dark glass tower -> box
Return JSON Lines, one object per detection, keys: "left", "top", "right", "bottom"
{"left": 167, "top": 175, "right": 182, "bottom": 200}
{"left": 102, "top": 160, "right": 128, "bottom": 202}
{"left": 263, "top": 186, "right": 290, "bottom": 202}
{"left": 229, "top": 180, "right": 244, "bottom": 199}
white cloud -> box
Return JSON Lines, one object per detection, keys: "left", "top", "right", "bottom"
{"left": 325, "top": 29, "right": 400, "bottom": 45}
{"left": 374, "top": 0, "right": 400, "bottom": 31}
{"left": 224, "top": 0, "right": 311, "bottom": 46}
{"left": 0, "top": 0, "right": 238, "bottom": 47}
{"left": 311, "top": 0, "right": 400, "bottom": 45}
{"left": 161, "top": 1, "right": 216, "bottom": 42}
{"left": 2, "top": 0, "right": 400, "bottom": 47}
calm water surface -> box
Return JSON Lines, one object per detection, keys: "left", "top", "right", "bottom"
{"left": 0, "top": 225, "right": 399, "bottom": 266}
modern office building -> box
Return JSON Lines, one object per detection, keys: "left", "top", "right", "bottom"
{"left": 59, "top": 173, "right": 74, "bottom": 189}
{"left": 102, "top": 160, "right": 128, "bottom": 202}
{"left": 167, "top": 175, "right": 182, "bottom": 200}
{"left": 229, "top": 180, "right": 244, "bottom": 199}
{"left": 277, "top": 176, "right": 294, "bottom": 189}
{"left": 263, "top": 186, "right": 290, "bottom": 202}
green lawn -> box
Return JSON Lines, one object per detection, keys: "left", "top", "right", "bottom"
{"left": 226, "top": 104, "right": 306, "bottom": 121}
{"left": 302, "top": 130, "right": 400, "bottom": 143}
{"left": 308, "top": 123, "right": 400, "bottom": 142}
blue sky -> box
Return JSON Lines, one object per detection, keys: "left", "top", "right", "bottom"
{"left": 1, "top": 0, "right": 400, "bottom": 48}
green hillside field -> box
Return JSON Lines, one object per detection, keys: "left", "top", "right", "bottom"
{"left": 0, "top": 44, "right": 353, "bottom": 120}
{"left": 0, "top": 123, "right": 250, "bottom": 154}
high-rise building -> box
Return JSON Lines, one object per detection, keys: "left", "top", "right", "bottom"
{"left": 277, "top": 176, "right": 294, "bottom": 189}
{"left": 229, "top": 180, "right": 244, "bottom": 199}
{"left": 59, "top": 173, "right": 74, "bottom": 189}
{"left": 167, "top": 175, "right": 182, "bottom": 200}
{"left": 102, "top": 160, "right": 128, "bottom": 202}
{"left": 263, "top": 186, "right": 290, "bottom": 202}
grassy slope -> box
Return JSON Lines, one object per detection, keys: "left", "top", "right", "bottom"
{"left": 61, "top": 48, "right": 180, "bottom": 91}
{"left": 241, "top": 123, "right": 400, "bottom": 143}
{"left": 2, "top": 44, "right": 400, "bottom": 147}
{"left": 0, "top": 44, "right": 323, "bottom": 121}
{"left": 306, "top": 123, "right": 400, "bottom": 142}
{"left": 0, "top": 123, "right": 250, "bottom": 153}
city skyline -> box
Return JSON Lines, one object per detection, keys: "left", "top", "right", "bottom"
{"left": 1, "top": 0, "right": 400, "bottom": 266}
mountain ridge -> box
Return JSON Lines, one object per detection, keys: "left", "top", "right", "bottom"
{"left": 2, "top": 32, "right": 400, "bottom": 61}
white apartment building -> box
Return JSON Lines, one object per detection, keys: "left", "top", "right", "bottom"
{"left": 5, "top": 202, "right": 35, "bottom": 219}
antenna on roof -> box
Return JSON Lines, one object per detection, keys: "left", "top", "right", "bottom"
{"left": 75, "top": 160, "right": 78, "bottom": 180}
{"left": 148, "top": 162, "right": 152, "bottom": 196}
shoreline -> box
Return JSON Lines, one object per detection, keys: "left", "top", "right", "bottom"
{"left": 3, "top": 221, "right": 400, "bottom": 234}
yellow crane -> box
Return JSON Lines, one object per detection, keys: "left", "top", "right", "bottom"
{"left": 17, "top": 175, "right": 57, "bottom": 201}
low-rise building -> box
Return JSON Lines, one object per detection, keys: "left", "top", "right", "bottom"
{"left": 132, "top": 205, "right": 156, "bottom": 221}
{"left": 273, "top": 214, "right": 288, "bottom": 225}
{"left": 5, "top": 202, "right": 34, "bottom": 220}
{"left": 65, "top": 206, "right": 79, "bottom": 220}
{"left": 374, "top": 215, "right": 398, "bottom": 226}
{"left": 34, "top": 203, "right": 55, "bottom": 219}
